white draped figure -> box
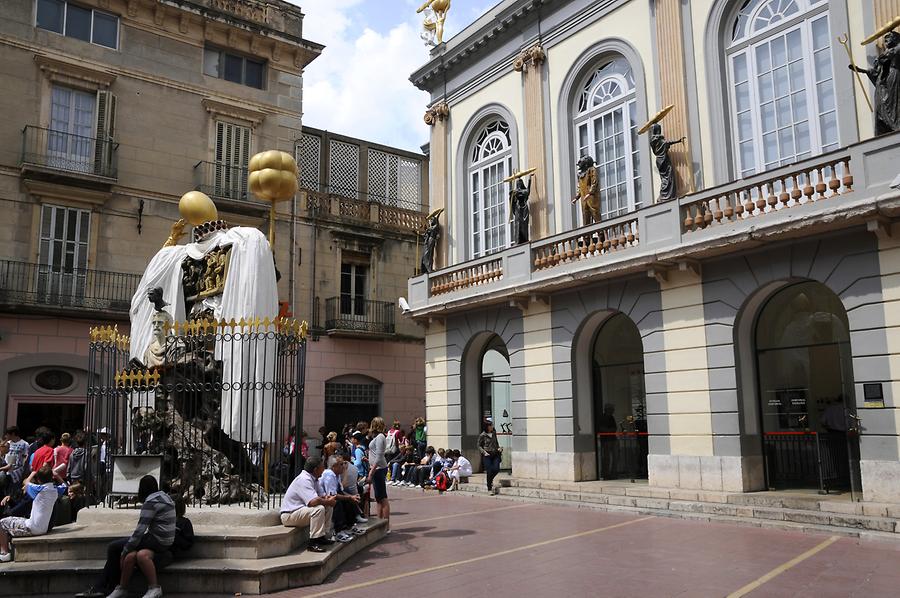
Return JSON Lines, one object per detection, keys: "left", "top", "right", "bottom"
{"left": 129, "top": 226, "right": 279, "bottom": 443}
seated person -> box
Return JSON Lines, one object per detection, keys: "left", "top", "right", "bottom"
{"left": 320, "top": 455, "right": 363, "bottom": 542}
{"left": 339, "top": 455, "right": 367, "bottom": 525}
{"left": 280, "top": 456, "right": 337, "bottom": 553}
{"left": 396, "top": 446, "right": 419, "bottom": 487}
{"left": 0, "top": 464, "right": 58, "bottom": 563}
{"left": 350, "top": 433, "right": 368, "bottom": 480}
{"left": 388, "top": 446, "right": 412, "bottom": 486}
{"left": 448, "top": 450, "right": 473, "bottom": 490}
{"left": 402, "top": 446, "right": 436, "bottom": 487}
{"left": 153, "top": 497, "right": 195, "bottom": 571}
{"left": 106, "top": 475, "right": 175, "bottom": 598}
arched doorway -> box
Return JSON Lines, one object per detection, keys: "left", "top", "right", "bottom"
{"left": 480, "top": 337, "right": 512, "bottom": 470}
{"left": 323, "top": 374, "right": 381, "bottom": 436}
{"left": 591, "top": 313, "right": 647, "bottom": 480}
{"left": 754, "top": 281, "right": 860, "bottom": 492}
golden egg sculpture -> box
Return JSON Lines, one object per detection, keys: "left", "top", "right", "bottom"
{"left": 248, "top": 150, "right": 298, "bottom": 249}
{"left": 178, "top": 191, "right": 218, "bottom": 225}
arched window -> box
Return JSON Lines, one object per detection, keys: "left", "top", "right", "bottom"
{"left": 469, "top": 119, "right": 512, "bottom": 258}
{"left": 727, "top": 0, "right": 837, "bottom": 177}
{"left": 573, "top": 57, "right": 641, "bottom": 220}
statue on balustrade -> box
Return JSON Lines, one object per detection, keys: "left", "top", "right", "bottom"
{"left": 420, "top": 208, "right": 443, "bottom": 274}
{"left": 572, "top": 155, "right": 601, "bottom": 225}
{"left": 508, "top": 172, "right": 533, "bottom": 245}
{"left": 649, "top": 123, "right": 685, "bottom": 202}
{"left": 849, "top": 30, "right": 900, "bottom": 135}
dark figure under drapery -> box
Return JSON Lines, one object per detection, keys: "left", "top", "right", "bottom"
{"left": 850, "top": 31, "right": 900, "bottom": 135}
{"left": 509, "top": 175, "right": 532, "bottom": 245}
{"left": 649, "top": 123, "right": 685, "bottom": 202}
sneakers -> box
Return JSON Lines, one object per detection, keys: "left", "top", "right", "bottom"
{"left": 0, "top": 552, "right": 11, "bottom": 563}
{"left": 334, "top": 531, "right": 353, "bottom": 543}
{"left": 141, "top": 587, "right": 163, "bottom": 598}
{"left": 107, "top": 586, "right": 129, "bottom": 598}
{"left": 355, "top": 514, "right": 368, "bottom": 524}
{"left": 349, "top": 526, "right": 366, "bottom": 536}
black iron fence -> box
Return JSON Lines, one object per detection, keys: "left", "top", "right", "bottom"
{"left": 324, "top": 297, "right": 395, "bottom": 334}
{"left": 21, "top": 125, "right": 118, "bottom": 179}
{"left": 86, "top": 319, "right": 307, "bottom": 509}
{"left": 762, "top": 431, "right": 852, "bottom": 493}
{"left": 193, "top": 160, "right": 255, "bottom": 202}
{"left": 596, "top": 432, "right": 649, "bottom": 482}
{"left": 0, "top": 260, "right": 140, "bottom": 312}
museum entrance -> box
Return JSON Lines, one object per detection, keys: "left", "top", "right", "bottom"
{"left": 480, "top": 338, "right": 512, "bottom": 470}
{"left": 591, "top": 313, "right": 647, "bottom": 481}
{"left": 754, "top": 281, "right": 860, "bottom": 493}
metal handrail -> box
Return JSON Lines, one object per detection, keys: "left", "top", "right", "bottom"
{"left": 323, "top": 296, "right": 395, "bottom": 334}
{"left": 0, "top": 260, "right": 140, "bottom": 312}
{"left": 21, "top": 125, "right": 118, "bottom": 179}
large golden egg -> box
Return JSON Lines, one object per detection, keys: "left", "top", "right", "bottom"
{"left": 249, "top": 150, "right": 298, "bottom": 203}
{"left": 178, "top": 191, "right": 218, "bottom": 225}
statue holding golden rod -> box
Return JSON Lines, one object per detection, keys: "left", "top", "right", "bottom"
{"left": 419, "top": 208, "right": 444, "bottom": 274}
{"left": 639, "top": 105, "right": 685, "bottom": 202}
{"left": 248, "top": 150, "right": 299, "bottom": 249}
{"left": 849, "top": 17, "right": 900, "bottom": 135}
{"left": 505, "top": 168, "right": 536, "bottom": 245}
{"left": 418, "top": 0, "right": 451, "bottom": 46}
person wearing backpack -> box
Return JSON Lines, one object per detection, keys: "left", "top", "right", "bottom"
{"left": 384, "top": 421, "right": 401, "bottom": 467}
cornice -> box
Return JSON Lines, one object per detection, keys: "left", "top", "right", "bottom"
{"left": 201, "top": 97, "right": 269, "bottom": 126}
{"left": 23, "top": 179, "right": 113, "bottom": 207}
{"left": 34, "top": 54, "right": 117, "bottom": 87}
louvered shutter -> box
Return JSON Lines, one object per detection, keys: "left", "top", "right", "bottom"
{"left": 214, "top": 121, "right": 251, "bottom": 199}
{"left": 94, "top": 90, "right": 116, "bottom": 175}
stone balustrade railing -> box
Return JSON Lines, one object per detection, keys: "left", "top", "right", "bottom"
{"left": 681, "top": 152, "right": 853, "bottom": 233}
{"left": 430, "top": 257, "right": 503, "bottom": 296}
{"left": 532, "top": 216, "right": 639, "bottom": 271}
{"left": 302, "top": 190, "right": 425, "bottom": 234}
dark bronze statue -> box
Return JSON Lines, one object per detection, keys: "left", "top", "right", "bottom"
{"left": 572, "top": 155, "right": 601, "bottom": 224}
{"left": 420, "top": 210, "right": 442, "bottom": 274}
{"left": 850, "top": 31, "right": 900, "bottom": 135}
{"left": 147, "top": 286, "right": 168, "bottom": 312}
{"left": 649, "top": 123, "right": 685, "bottom": 202}
{"left": 509, "top": 174, "right": 533, "bottom": 245}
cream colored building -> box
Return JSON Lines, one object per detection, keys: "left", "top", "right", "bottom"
{"left": 408, "top": 0, "right": 900, "bottom": 502}
{"left": 0, "top": 0, "right": 427, "bottom": 441}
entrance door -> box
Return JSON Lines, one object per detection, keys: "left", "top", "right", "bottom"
{"left": 323, "top": 377, "right": 380, "bottom": 437}
{"left": 481, "top": 346, "right": 512, "bottom": 469}
{"left": 755, "top": 281, "right": 860, "bottom": 492}
{"left": 12, "top": 398, "right": 86, "bottom": 437}
{"left": 49, "top": 85, "right": 96, "bottom": 173}
{"left": 592, "top": 313, "right": 647, "bottom": 480}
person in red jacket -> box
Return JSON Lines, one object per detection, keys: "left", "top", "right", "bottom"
{"left": 30, "top": 432, "right": 55, "bottom": 472}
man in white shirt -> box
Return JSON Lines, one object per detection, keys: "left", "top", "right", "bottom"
{"left": 280, "top": 457, "right": 336, "bottom": 551}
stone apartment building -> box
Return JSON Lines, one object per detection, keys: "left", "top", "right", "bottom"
{"left": 407, "top": 0, "right": 900, "bottom": 502}
{"left": 0, "top": 0, "right": 426, "bottom": 441}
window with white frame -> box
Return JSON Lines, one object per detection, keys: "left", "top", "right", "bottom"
{"left": 469, "top": 119, "right": 512, "bottom": 258}
{"left": 48, "top": 85, "right": 95, "bottom": 173}
{"left": 36, "top": 0, "right": 119, "bottom": 49}
{"left": 573, "top": 57, "right": 642, "bottom": 221}
{"left": 38, "top": 205, "right": 90, "bottom": 299}
{"left": 728, "top": 0, "right": 836, "bottom": 177}
{"left": 214, "top": 121, "right": 251, "bottom": 199}
{"left": 203, "top": 46, "right": 266, "bottom": 90}
{"left": 340, "top": 262, "right": 367, "bottom": 317}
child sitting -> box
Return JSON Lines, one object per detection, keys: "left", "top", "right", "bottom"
{"left": 0, "top": 464, "right": 58, "bottom": 562}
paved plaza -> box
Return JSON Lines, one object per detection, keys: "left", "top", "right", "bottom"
{"left": 158, "top": 487, "right": 898, "bottom": 598}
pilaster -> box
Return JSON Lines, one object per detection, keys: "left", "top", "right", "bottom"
{"left": 424, "top": 102, "right": 450, "bottom": 269}
{"left": 514, "top": 44, "right": 549, "bottom": 240}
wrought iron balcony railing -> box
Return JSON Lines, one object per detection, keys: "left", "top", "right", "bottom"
{"left": 21, "top": 126, "right": 118, "bottom": 179}
{"left": 0, "top": 260, "right": 141, "bottom": 313}
{"left": 193, "top": 160, "right": 258, "bottom": 203}
{"left": 324, "top": 296, "right": 395, "bottom": 334}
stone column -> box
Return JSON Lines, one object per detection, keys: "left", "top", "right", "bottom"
{"left": 514, "top": 45, "right": 549, "bottom": 240}
{"left": 424, "top": 102, "right": 450, "bottom": 269}
{"left": 654, "top": 0, "right": 694, "bottom": 195}
{"left": 874, "top": 1, "right": 900, "bottom": 30}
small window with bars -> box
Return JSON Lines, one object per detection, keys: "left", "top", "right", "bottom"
{"left": 324, "top": 382, "right": 381, "bottom": 405}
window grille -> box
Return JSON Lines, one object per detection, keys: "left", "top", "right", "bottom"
{"left": 298, "top": 134, "right": 321, "bottom": 191}
{"left": 325, "top": 382, "right": 380, "bottom": 405}
{"left": 328, "top": 140, "right": 359, "bottom": 198}
{"left": 368, "top": 149, "right": 421, "bottom": 210}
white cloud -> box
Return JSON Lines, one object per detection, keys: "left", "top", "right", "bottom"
{"left": 292, "top": 1, "right": 433, "bottom": 153}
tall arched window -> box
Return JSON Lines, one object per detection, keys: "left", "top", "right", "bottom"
{"left": 728, "top": 0, "right": 837, "bottom": 177}
{"left": 573, "top": 57, "right": 641, "bottom": 221}
{"left": 469, "top": 119, "right": 512, "bottom": 258}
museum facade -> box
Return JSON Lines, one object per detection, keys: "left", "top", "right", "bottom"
{"left": 407, "top": 0, "right": 900, "bottom": 501}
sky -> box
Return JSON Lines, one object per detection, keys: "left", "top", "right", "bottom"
{"left": 287, "top": 0, "right": 498, "bottom": 153}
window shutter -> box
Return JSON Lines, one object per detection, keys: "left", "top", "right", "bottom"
{"left": 94, "top": 90, "right": 117, "bottom": 175}
{"left": 214, "top": 121, "right": 225, "bottom": 192}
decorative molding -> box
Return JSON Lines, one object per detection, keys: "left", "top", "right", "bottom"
{"left": 250, "top": 35, "right": 259, "bottom": 55}
{"left": 34, "top": 54, "right": 116, "bottom": 88}
{"left": 423, "top": 102, "right": 450, "bottom": 126}
{"left": 867, "top": 218, "right": 892, "bottom": 241}
{"left": 127, "top": 0, "right": 138, "bottom": 17}
{"left": 23, "top": 179, "right": 111, "bottom": 207}
{"left": 513, "top": 44, "right": 546, "bottom": 72}
{"left": 153, "top": 4, "right": 165, "bottom": 26}
{"left": 227, "top": 28, "right": 237, "bottom": 48}
{"left": 677, "top": 259, "right": 701, "bottom": 277}
{"left": 272, "top": 43, "right": 282, "bottom": 62}
{"left": 179, "top": 13, "right": 190, "bottom": 34}
{"left": 98, "top": 0, "right": 110, "bottom": 8}
{"left": 293, "top": 50, "right": 303, "bottom": 68}
{"left": 201, "top": 97, "right": 268, "bottom": 126}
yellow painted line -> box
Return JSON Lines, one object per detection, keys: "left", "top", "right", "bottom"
{"left": 302, "top": 516, "right": 654, "bottom": 597}
{"left": 393, "top": 503, "right": 531, "bottom": 527}
{"left": 727, "top": 536, "right": 840, "bottom": 598}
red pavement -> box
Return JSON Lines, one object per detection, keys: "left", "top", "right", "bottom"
{"left": 256, "top": 486, "right": 900, "bottom": 598}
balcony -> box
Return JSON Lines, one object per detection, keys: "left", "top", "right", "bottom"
{"left": 0, "top": 260, "right": 141, "bottom": 315}
{"left": 21, "top": 126, "right": 118, "bottom": 181}
{"left": 323, "top": 297, "right": 395, "bottom": 335}
{"left": 407, "top": 133, "right": 900, "bottom": 316}
{"left": 303, "top": 189, "right": 427, "bottom": 234}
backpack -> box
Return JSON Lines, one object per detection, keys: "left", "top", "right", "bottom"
{"left": 433, "top": 470, "right": 450, "bottom": 492}
{"left": 385, "top": 431, "right": 398, "bottom": 459}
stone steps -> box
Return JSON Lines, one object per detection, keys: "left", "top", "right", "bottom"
{"left": 0, "top": 519, "right": 386, "bottom": 596}
{"left": 457, "top": 479, "right": 900, "bottom": 537}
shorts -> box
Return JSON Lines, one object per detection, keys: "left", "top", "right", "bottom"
{"left": 372, "top": 467, "right": 388, "bottom": 501}
{"left": 0, "top": 516, "right": 33, "bottom": 538}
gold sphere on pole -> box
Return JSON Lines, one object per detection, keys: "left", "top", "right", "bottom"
{"left": 248, "top": 150, "right": 298, "bottom": 248}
